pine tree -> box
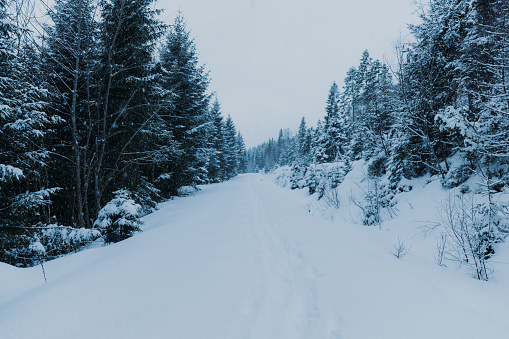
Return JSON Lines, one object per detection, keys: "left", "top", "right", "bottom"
{"left": 312, "top": 120, "right": 327, "bottom": 164}
{"left": 207, "top": 98, "right": 226, "bottom": 182}
{"left": 277, "top": 129, "right": 288, "bottom": 165}
{"left": 0, "top": 0, "right": 22, "bottom": 230}
{"left": 297, "top": 117, "right": 311, "bottom": 164}
{"left": 158, "top": 12, "right": 211, "bottom": 193}
{"left": 360, "top": 59, "right": 395, "bottom": 158}
{"left": 394, "top": 0, "right": 469, "bottom": 178}
{"left": 44, "top": 0, "right": 98, "bottom": 227}
{"left": 323, "top": 82, "right": 343, "bottom": 161}
{"left": 236, "top": 132, "right": 247, "bottom": 173}
{"left": 0, "top": 0, "right": 57, "bottom": 265}
{"left": 459, "top": 0, "right": 509, "bottom": 160}
{"left": 223, "top": 115, "right": 238, "bottom": 178}
{"left": 341, "top": 54, "right": 368, "bottom": 159}
{"left": 94, "top": 0, "right": 167, "bottom": 212}
{"left": 264, "top": 138, "right": 277, "bottom": 171}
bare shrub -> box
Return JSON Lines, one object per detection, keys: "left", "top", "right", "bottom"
{"left": 438, "top": 192, "right": 491, "bottom": 280}
{"left": 350, "top": 175, "right": 382, "bottom": 228}
{"left": 393, "top": 237, "right": 411, "bottom": 259}
{"left": 434, "top": 232, "right": 447, "bottom": 267}
{"left": 323, "top": 187, "right": 341, "bottom": 209}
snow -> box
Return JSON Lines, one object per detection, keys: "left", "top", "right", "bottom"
{"left": 94, "top": 190, "right": 142, "bottom": 229}
{"left": 28, "top": 241, "right": 46, "bottom": 254}
{"left": 1, "top": 172, "right": 509, "bottom": 338}
{"left": 0, "top": 164, "right": 23, "bottom": 181}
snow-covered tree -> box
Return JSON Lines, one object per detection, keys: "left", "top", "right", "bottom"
{"left": 297, "top": 117, "right": 311, "bottom": 164}
{"left": 223, "top": 115, "right": 238, "bottom": 178}
{"left": 157, "top": 11, "right": 211, "bottom": 193}
{"left": 323, "top": 82, "right": 343, "bottom": 161}
{"left": 312, "top": 120, "right": 327, "bottom": 164}
{"left": 393, "top": 0, "right": 468, "bottom": 179}
{"left": 0, "top": 0, "right": 59, "bottom": 265}
{"left": 44, "top": 0, "right": 98, "bottom": 228}
{"left": 94, "top": 189, "right": 143, "bottom": 243}
{"left": 95, "top": 0, "right": 168, "bottom": 211}
{"left": 236, "top": 132, "right": 247, "bottom": 174}
{"left": 206, "top": 98, "right": 226, "bottom": 182}
{"left": 458, "top": 0, "right": 509, "bottom": 161}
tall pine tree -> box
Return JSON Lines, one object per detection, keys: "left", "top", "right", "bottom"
{"left": 158, "top": 12, "right": 211, "bottom": 194}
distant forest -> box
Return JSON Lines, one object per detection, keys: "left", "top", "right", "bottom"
{"left": 248, "top": 0, "right": 509, "bottom": 183}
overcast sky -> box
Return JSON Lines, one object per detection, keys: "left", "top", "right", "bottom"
{"left": 157, "top": 0, "right": 418, "bottom": 147}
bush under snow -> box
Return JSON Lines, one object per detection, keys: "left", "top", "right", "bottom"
{"left": 38, "top": 225, "right": 101, "bottom": 257}
{"left": 94, "top": 189, "right": 143, "bottom": 244}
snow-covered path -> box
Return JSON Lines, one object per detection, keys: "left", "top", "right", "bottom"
{"left": 1, "top": 174, "right": 508, "bottom": 338}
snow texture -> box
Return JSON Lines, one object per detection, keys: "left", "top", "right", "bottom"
{"left": 0, "top": 164, "right": 23, "bottom": 181}
{"left": 1, "top": 171, "right": 508, "bottom": 338}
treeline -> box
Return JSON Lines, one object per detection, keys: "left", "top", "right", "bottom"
{"left": 249, "top": 0, "right": 509, "bottom": 186}
{"left": 248, "top": 0, "right": 509, "bottom": 281}
{"left": 0, "top": 0, "right": 246, "bottom": 266}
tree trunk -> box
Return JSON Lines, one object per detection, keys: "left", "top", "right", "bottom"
{"left": 71, "top": 19, "right": 85, "bottom": 228}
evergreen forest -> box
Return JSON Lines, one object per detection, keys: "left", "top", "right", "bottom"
{"left": 247, "top": 0, "right": 509, "bottom": 281}
{"left": 0, "top": 0, "right": 247, "bottom": 266}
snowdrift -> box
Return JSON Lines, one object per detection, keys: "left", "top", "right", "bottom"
{"left": 0, "top": 169, "right": 508, "bottom": 338}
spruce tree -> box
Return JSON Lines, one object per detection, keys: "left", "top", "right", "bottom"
{"left": 44, "top": 0, "right": 98, "bottom": 227}
{"left": 297, "top": 117, "right": 308, "bottom": 160}
{"left": 95, "top": 0, "right": 166, "bottom": 212}
{"left": 0, "top": 0, "right": 22, "bottom": 232}
{"left": 158, "top": 12, "right": 211, "bottom": 193}
{"left": 0, "top": 0, "right": 56, "bottom": 265}
{"left": 312, "top": 120, "right": 327, "bottom": 164}
{"left": 460, "top": 0, "right": 509, "bottom": 160}
{"left": 324, "top": 82, "right": 343, "bottom": 161}
{"left": 207, "top": 98, "right": 226, "bottom": 182}
{"left": 359, "top": 59, "right": 394, "bottom": 158}
{"left": 395, "top": 0, "right": 468, "bottom": 178}
{"left": 236, "top": 132, "right": 247, "bottom": 174}
{"left": 223, "top": 115, "right": 238, "bottom": 178}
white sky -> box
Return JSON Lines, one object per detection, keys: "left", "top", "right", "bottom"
{"left": 157, "top": 0, "right": 418, "bottom": 147}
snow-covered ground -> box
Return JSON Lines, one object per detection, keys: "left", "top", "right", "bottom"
{"left": 1, "top": 171, "right": 509, "bottom": 338}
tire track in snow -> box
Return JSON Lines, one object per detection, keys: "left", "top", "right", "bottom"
{"left": 238, "top": 176, "right": 330, "bottom": 338}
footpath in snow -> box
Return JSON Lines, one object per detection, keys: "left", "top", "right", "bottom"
{"left": 1, "top": 173, "right": 508, "bottom": 338}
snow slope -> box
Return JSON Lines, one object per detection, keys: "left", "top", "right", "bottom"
{"left": 1, "top": 173, "right": 508, "bottom": 338}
